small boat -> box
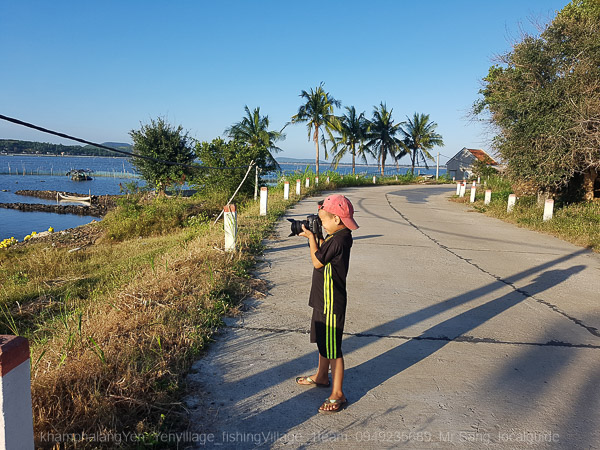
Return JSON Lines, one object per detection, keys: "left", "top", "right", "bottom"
{"left": 58, "top": 192, "right": 91, "bottom": 202}
{"left": 57, "top": 191, "right": 92, "bottom": 204}
{"left": 66, "top": 169, "right": 93, "bottom": 181}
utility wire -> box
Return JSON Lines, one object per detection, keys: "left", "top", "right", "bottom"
{"left": 0, "top": 114, "right": 252, "bottom": 170}
{"left": 213, "top": 160, "right": 256, "bottom": 225}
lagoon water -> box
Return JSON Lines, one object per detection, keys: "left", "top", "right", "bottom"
{"left": 0, "top": 155, "right": 138, "bottom": 241}
{"left": 0, "top": 155, "right": 445, "bottom": 241}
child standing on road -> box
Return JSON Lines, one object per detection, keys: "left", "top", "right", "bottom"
{"left": 296, "top": 194, "right": 358, "bottom": 413}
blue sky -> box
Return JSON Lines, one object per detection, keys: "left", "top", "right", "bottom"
{"left": 0, "top": 0, "right": 568, "bottom": 164}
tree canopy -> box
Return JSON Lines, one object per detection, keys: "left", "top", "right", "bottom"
{"left": 291, "top": 82, "right": 341, "bottom": 177}
{"left": 129, "top": 117, "right": 196, "bottom": 193}
{"left": 474, "top": 0, "right": 600, "bottom": 199}
{"left": 224, "top": 106, "right": 285, "bottom": 168}
{"left": 365, "top": 103, "right": 406, "bottom": 176}
{"left": 331, "top": 106, "right": 370, "bottom": 175}
{"left": 400, "top": 113, "right": 444, "bottom": 175}
{"left": 193, "top": 138, "right": 277, "bottom": 199}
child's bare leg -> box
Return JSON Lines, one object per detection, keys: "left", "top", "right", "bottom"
{"left": 297, "top": 353, "right": 329, "bottom": 385}
{"left": 314, "top": 353, "right": 330, "bottom": 382}
{"left": 320, "top": 357, "right": 345, "bottom": 411}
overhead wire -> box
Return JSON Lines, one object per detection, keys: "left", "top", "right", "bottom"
{"left": 0, "top": 114, "right": 252, "bottom": 170}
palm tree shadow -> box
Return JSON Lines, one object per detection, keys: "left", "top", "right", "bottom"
{"left": 387, "top": 186, "right": 453, "bottom": 204}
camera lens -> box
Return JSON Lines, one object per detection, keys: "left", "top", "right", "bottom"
{"left": 288, "top": 219, "right": 308, "bottom": 236}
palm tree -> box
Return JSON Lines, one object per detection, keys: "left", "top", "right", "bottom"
{"left": 224, "top": 106, "right": 286, "bottom": 168}
{"left": 365, "top": 103, "right": 407, "bottom": 176}
{"left": 400, "top": 113, "right": 444, "bottom": 175}
{"left": 331, "top": 106, "right": 370, "bottom": 175}
{"left": 291, "top": 82, "right": 341, "bottom": 177}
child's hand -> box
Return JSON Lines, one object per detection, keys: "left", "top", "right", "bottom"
{"left": 298, "top": 224, "right": 314, "bottom": 239}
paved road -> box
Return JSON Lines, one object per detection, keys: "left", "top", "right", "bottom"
{"left": 186, "top": 185, "right": 600, "bottom": 449}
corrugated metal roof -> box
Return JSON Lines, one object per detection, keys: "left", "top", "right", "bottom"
{"left": 466, "top": 148, "right": 497, "bottom": 164}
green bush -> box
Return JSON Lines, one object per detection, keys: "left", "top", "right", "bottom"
{"left": 101, "top": 195, "right": 207, "bottom": 240}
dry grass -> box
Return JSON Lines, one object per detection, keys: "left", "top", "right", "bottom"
{"left": 452, "top": 188, "right": 600, "bottom": 252}
{"left": 0, "top": 188, "right": 296, "bottom": 448}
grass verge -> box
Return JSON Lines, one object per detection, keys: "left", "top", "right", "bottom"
{"left": 0, "top": 181, "right": 346, "bottom": 448}
{"left": 451, "top": 176, "right": 600, "bottom": 252}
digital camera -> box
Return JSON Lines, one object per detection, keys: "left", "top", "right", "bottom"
{"left": 288, "top": 214, "right": 324, "bottom": 242}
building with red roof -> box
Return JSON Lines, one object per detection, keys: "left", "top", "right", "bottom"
{"left": 446, "top": 147, "right": 499, "bottom": 181}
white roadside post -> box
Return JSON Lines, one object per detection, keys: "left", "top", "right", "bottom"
{"left": 477, "top": 176, "right": 481, "bottom": 184}
{"left": 0, "top": 335, "right": 34, "bottom": 450}
{"left": 326, "top": 176, "right": 330, "bottom": 184}
{"left": 373, "top": 176, "right": 377, "bottom": 184}
{"left": 356, "top": 175, "right": 359, "bottom": 180}
{"left": 470, "top": 186, "right": 477, "bottom": 203}
{"left": 224, "top": 204, "right": 237, "bottom": 251}
{"left": 296, "top": 179, "right": 301, "bottom": 196}
{"left": 484, "top": 189, "right": 492, "bottom": 205}
{"left": 259, "top": 187, "right": 268, "bottom": 216}
{"left": 459, "top": 183, "right": 466, "bottom": 197}
{"left": 395, "top": 175, "right": 398, "bottom": 181}
{"left": 305, "top": 178, "right": 310, "bottom": 189}
{"left": 283, "top": 181, "right": 289, "bottom": 200}
{"left": 543, "top": 198, "right": 554, "bottom": 221}
{"left": 315, "top": 176, "right": 319, "bottom": 186}
{"left": 456, "top": 182, "right": 461, "bottom": 195}
{"left": 507, "top": 194, "right": 517, "bottom": 212}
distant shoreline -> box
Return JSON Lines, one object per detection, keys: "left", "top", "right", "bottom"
{"left": 0, "top": 153, "right": 128, "bottom": 158}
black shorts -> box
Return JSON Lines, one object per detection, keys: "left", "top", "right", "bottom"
{"left": 310, "top": 307, "right": 345, "bottom": 359}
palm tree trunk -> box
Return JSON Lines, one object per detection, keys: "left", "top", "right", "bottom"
{"left": 314, "top": 129, "right": 320, "bottom": 178}
{"left": 411, "top": 150, "right": 416, "bottom": 175}
{"left": 351, "top": 143, "right": 356, "bottom": 175}
{"left": 381, "top": 149, "right": 386, "bottom": 177}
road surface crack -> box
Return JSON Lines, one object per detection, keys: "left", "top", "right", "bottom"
{"left": 385, "top": 193, "right": 600, "bottom": 338}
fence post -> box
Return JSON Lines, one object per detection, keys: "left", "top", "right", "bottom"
{"left": 259, "top": 187, "right": 268, "bottom": 216}
{"left": 470, "top": 186, "right": 477, "bottom": 203}
{"left": 0, "top": 335, "right": 34, "bottom": 449}
{"left": 543, "top": 199, "right": 554, "bottom": 221}
{"left": 254, "top": 166, "right": 258, "bottom": 201}
{"left": 507, "top": 194, "right": 516, "bottom": 212}
{"left": 484, "top": 189, "right": 492, "bottom": 205}
{"left": 224, "top": 205, "right": 237, "bottom": 251}
{"left": 305, "top": 178, "right": 310, "bottom": 189}
{"left": 283, "top": 181, "right": 289, "bottom": 200}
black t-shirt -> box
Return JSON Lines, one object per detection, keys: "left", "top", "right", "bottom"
{"left": 308, "top": 227, "right": 353, "bottom": 315}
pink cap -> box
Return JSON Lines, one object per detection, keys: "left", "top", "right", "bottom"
{"left": 320, "top": 194, "right": 359, "bottom": 230}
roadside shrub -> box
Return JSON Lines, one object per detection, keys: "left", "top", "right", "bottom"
{"left": 101, "top": 196, "right": 207, "bottom": 241}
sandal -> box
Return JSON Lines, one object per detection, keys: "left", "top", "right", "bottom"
{"left": 318, "top": 397, "right": 348, "bottom": 414}
{"left": 295, "top": 376, "right": 330, "bottom": 388}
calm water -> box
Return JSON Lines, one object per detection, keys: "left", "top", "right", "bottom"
{"left": 0, "top": 155, "right": 140, "bottom": 241}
